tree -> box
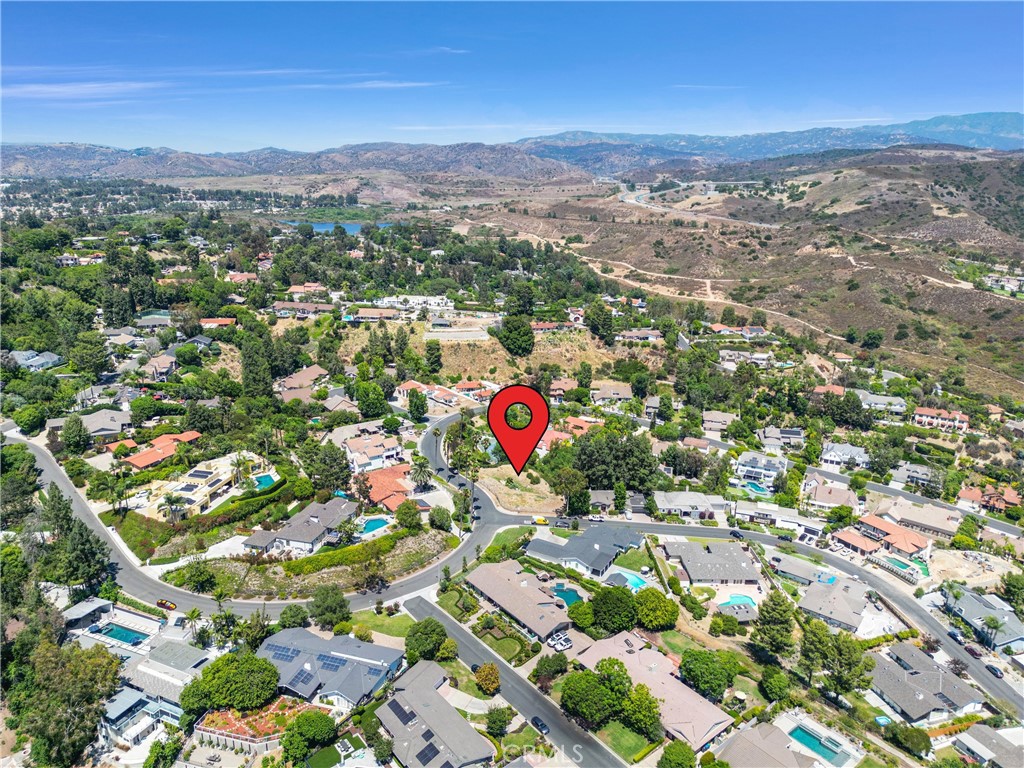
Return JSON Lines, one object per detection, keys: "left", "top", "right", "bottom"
{"left": 281, "top": 710, "right": 337, "bottom": 764}
{"left": 567, "top": 600, "right": 595, "bottom": 629}
{"left": 19, "top": 639, "right": 120, "bottom": 768}
{"left": 560, "top": 670, "right": 616, "bottom": 728}
{"left": 505, "top": 282, "right": 535, "bottom": 316}
{"left": 496, "top": 315, "right": 535, "bottom": 357}
{"left": 475, "top": 662, "right": 501, "bottom": 695}
{"left": 821, "top": 631, "right": 874, "bottom": 696}
{"left": 240, "top": 335, "right": 273, "bottom": 397}
{"left": 613, "top": 482, "right": 627, "bottom": 514}
{"left": 622, "top": 683, "right": 663, "bottom": 741}
{"left": 576, "top": 361, "right": 593, "bottom": 389}
{"left": 658, "top": 740, "right": 696, "bottom": 768}
{"left": 408, "top": 388, "right": 428, "bottom": 421}
{"left": 395, "top": 499, "right": 422, "bottom": 530}
{"left": 174, "top": 343, "right": 201, "bottom": 367}
{"left": 61, "top": 413, "right": 90, "bottom": 454}
{"left": 485, "top": 705, "right": 514, "bottom": 738}
{"left": 760, "top": 666, "right": 790, "bottom": 702}
{"left": 405, "top": 617, "right": 447, "bottom": 664}
{"left": 678, "top": 649, "right": 732, "bottom": 701}
{"left": 799, "top": 618, "right": 832, "bottom": 682}
{"left": 550, "top": 467, "right": 589, "bottom": 517}
{"left": 240, "top": 609, "right": 272, "bottom": 652}
{"left": 68, "top": 331, "right": 111, "bottom": 379}
{"left": 13, "top": 404, "right": 46, "bottom": 434}
{"left": 425, "top": 340, "right": 443, "bottom": 373}
{"left": 751, "top": 589, "right": 795, "bottom": 660}
{"left": 373, "top": 738, "right": 394, "bottom": 764}
{"left": 411, "top": 455, "right": 433, "bottom": 491}
{"left": 591, "top": 586, "right": 637, "bottom": 633}
{"left": 584, "top": 300, "right": 615, "bottom": 344}
{"left": 595, "top": 657, "right": 632, "bottom": 700}
{"left": 982, "top": 614, "right": 1007, "bottom": 649}
{"left": 356, "top": 381, "right": 390, "bottom": 418}
{"left": 634, "top": 587, "right": 680, "bottom": 630}
{"left": 884, "top": 723, "right": 931, "bottom": 757}
{"left": 309, "top": 584, "right": 351, "bottom": 629}
{"left": 179, "top": 652, "right": 279, "bottom": 729}
{"left": 428, "top": 506, "right": 451, "bottom": 531}
{"left": 630, "top": 371, "right": 651, "bottom": 399}
{"left": 435, "top": 637, "right": 459, "bottom": 661}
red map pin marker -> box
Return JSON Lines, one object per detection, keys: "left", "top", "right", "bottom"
{"left": 488, "top": 384, "right": 550, "bottom": 475}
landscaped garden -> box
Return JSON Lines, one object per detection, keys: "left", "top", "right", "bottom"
{"left": 438, "top": 660, "right": 491, "bottom": 699}
{"left": 351, "top": 609, "right": 415, "bottom": 637}
{"left": 612, "top": 547, "right": 655, "bottom": 572}
{"left": 597, "top": 721, "right": 656, "bottom": 763}
{"left": 197, "top": 697, "right": 328, "bottom": 740}
{"left": 472, "top": 615, "right": 538, "bottom": 666}
{"left": 98, "top": 509, "right": 173, "bottom": 560}
{"left": 438, "top": 586, "right": 479, "bottom": 622}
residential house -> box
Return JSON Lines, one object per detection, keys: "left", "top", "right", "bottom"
{"left": 798, "top": 578, "right": 869, "bottom": 633}
{"left": 853, "top": 389, "right": 907, "bottom": 418}
{"left": 873, "top": 497, "right": 962, "bottom": 540}
{"left": 820, "top": 442, "right": 869, "bottom": 470}
{"left": 224, "top": 272, "right": 258, "bottom": 284}
{"left": 344, "top": 433, "right": 403, "bottom": 473}
{"left": 718, "top": 723, "right": 818, "bottom": 768}
{"left": 734, "top": 502, "right": 826, "bottom": 540}
{"left": 769, "top": 555, "right": 823, "bottom": 586}
{"left": 199, "top": 317, "right": 236, "bottom": 329}
{"left": 62, "top": 597, "right": 114, "bottom": 631}
{"left": 531, "top": 321, "right": 570, "bottom": 333}
{"left": 363, "top": 463, "right": 416, "bottom": 512}
{"left": 615, "top": 329, "right": 663, "bottom": 343}
{"left": 652, "top": 491, "right": 730, "bottom": 519}
{"left": 524, "top": 526, "right": 644, "bottom": 579}
{"left": 9, "top": 349, "right": 64, "bottom": 372}
{"left": 943, "top": 588, "right": 1024, "bottom": 653}
{"left": 957, "top": 485, "right": 1021, "bottom": 515}
{"left": 720, "top": 349, "right": 775, "bottom": 371}
{"left": 869, "top": 642, "right": 983, "bottom": 726}
{"left": 953, "top": 724, "right": 1020, "bottom": 768}
{"left": 855, "top": 515, "right": 932, "bottom": 561}
{"left": 286, "top": 282, "right": 327, "bottom": 299}
{"left": 322, "top": 394, "right": 359, "bottom": 414}
{"left": 142, "top": 354, "right": 178, "bottom": 382}
{"left": 804, "top": 483, "right": 860, "bottom": 514}
{"left": 682, "top": 436, "right": 711, "bottom": 454}
{"left": 565, "top": 416, "right": 603, "bottom": 436}
{"left": 891, "top": 461, "right": 938, "bottom": 491}
{"left": 832, "top": 529, "right": 883, "bottom": 557}
{"left": 591, "top": 383, "right": 633, "bottom": 407}
{"left": 735, "top": 451, "right": 788, "bottom": 484}
{"left": 257, "top": 628, "right": 403, "bottom": 713}
{"left": 663, "top": 541, "right": 759, "bottom": 585}
{"left": 46, "top": 409, "right": 134, "bottom": 445}
{"left": 243, "top": 498, "right": 357, "bottom": 555}
{"left": 101, "top": 688, "right": 158, "bottom": 748}
{"left": 271, "top": 300, "right": 335, "bottom": 318}
{"left": 833, "top": 352, "right": 854, "bottom": 364}
{"left": 276, "top": 364, "right": 329, "bottom": 393}
{"left": 1004, "top": 419, "right": 1024, "bottom": 439}
{"left": 913, "top": 407, "right": 970, "bottom": 433}
{"left": 465, "top": 561, "right": 572, "bottom": 640}
{"left": 549, "top": 377, "right": 577, "bottom": 404}
{"left": 119, "top": 640, "right": 212, "bottom": 734}
{"left": 123, "top": 431, "right": 202, "bottom": 471}
{"left": 352, "top": 307, "right": 401, "bottom": 323}
{"left": 757, "top": 426, "right": 805, "bottom": 452}
{"left": 575, "top": 632, "right": 733, "bottom": 751}
{"left": 537, "top": 428, "right": 572, "bottom": 453}
{"left": 589, "top": 490, "right": 616, "bottom": 512}
{"left": 702, "top": 410, "right": 738, "bottom": 435}
{"left": 810, "top": 384, "right": 846, "bottom": 403}
{"left": 377, "top": 661, "right": 493, "bottom": 768}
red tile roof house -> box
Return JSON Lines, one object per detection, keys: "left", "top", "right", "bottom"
{"left": 912, "top": 407, "right": 970, "bottom": 433}
{"left": 538, "top": 428, "right": 572, "bottom": 453}
{"left": 363, "top": 464, "right": 415, "bottom": 511}
{"left": 224, "top": 272, "right": 258, "bottom": 284}
{"left": 393, "top": 380, "right": 430, "bottom": 406}
{"left": 958, "top": 485, "right": 1021, "bottom": 514}
{"left": 123, "top": 431, "right": 202, "bottom": 470}
{"left": 811, "top": 384, "right": 846, "bottom": 402}
{"left": 856, "top": 514, "right": 932, "bottom": 560}
{"left": 565, "top": 416, "right": 603, "bottom": 436}
{"left": 286, "top": 282, "right": 328, "bottom": 299}
{"left": 199, "top": 317, "right": 237, "bottom": 329}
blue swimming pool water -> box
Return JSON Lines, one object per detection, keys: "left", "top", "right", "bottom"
{"left": 254, "top": 474, "right": 275, "bottom": 491}
{"left": 789, "top": 725, "right": 850, "bottom": 766}
{"left": 362, "top": 518, "right": 389, "bottom": 534}
{"left": 551, "top": 584, "right": 583, "bottom": 606}
{"left": 98, "top": 623, "right": 149, "bottom": 645}
{"left": 746, "top": 481, "right": 771, "bottom": 496}
{"left": 334, "top": 491, "right": 349, "bottom": 498}
{"left": 619, "top": 571, "right": 647, "bottom": 591}
{"left": 720, "top": 594, "right": 756, "bottom": 608}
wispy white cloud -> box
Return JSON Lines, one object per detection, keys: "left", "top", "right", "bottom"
{"left": 671, "top": 84, "right": 745, "bottom": 90}
{"left": 4, "top": 81, "right": 169, "bottom": 99}
{"left": 317, "top": 80, "right": 448, "bottom": 90}
{"left": 429, "top": 46, "right": 470, "bottom": 55}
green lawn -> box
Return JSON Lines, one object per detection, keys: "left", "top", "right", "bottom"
{"left": 438, "top": 660, "right": 490, "bottom": 700}
{"left": 551, "top": 528, "right": 580, "bottom": 539}
{"left": 613, "top": 548, "right": 655, "bottom": 572}
{"left": 691, "top": 586, "right": 717, "bottom": 601}
{"left": 855, "top": 757, "right": 888, "bottom": 768}
{"left": 597, "top": 721, "right": 652, "bottom": 763}
{"left": 438, "top": 588, "right": 478, "bottom": 622}
{"left": 489, "top": 526, "right": 535, "bottom": 550}
{"left": 98, "top": 510, "right": 173, "bottom": 560}
{"left": 730, "top": 674, "right": 767, "bottom": 709}
{"left": 660, "top": 630, "right": 701, "bottom": 656}
{"left": 480, "top": 632, "right": 522, "bottom": 661}
{"left": 503, "top": 724, "right": 541, "bottom": 751}
{"left": 350, "top": 609, "right": 416, "bottom": 637}
{"left": 550, "top": 675, "right": 566, "bottom": 705}
{"left": 308, "top": 745, "right": 341, "bottom": 768}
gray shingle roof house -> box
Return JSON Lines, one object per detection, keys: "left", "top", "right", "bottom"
{"left": 10, "top": 349, "right": 64, "bottom": 372}
{"left": 943, "top": 588, "right": 1024, "bottom": 653}
{"left": 735, "top": 451, "right": 788, "bottom": 483}
{"left": 852, "top": 389, "right": 907, "bottom": 417}
{"left": 869, "top": 642, "right": 984, "bottom": 726}
{"left": 756, "top": 426, "right": 805, "bottom": 451}
{"left": 663, "top": 542, "right": 759, "bottom": 585}
{"left": 378, "top": 660, "right": 492, "bottom": 768}
{"left": 652, "top": 491, "right": 730, "bottom": 518}
{"left": 524, "top": 525, "right": 644, "bottom": 578}
{"left": 797, "top": 578, "right": 869, "bottom": 632}
{"left": 257, "top": 628, "right": 403, "bottom": 712}
{"left": 718, "top": 722, "right": 818, "bottom": 768}
{"left": 243, "top": 497, "right": 357, "bottom": 555}
{"left": 820, "top": 442, "right": 870, "bottom": 469}
{"left": 46, "top": 408, "right": 134, "bottom": 444}
{"left": 954, "top": 724, "right": 1020, "bottom": 768}
{"left": 465, "top": 561, "right": 572, "bottom": 640}
{"left": 702, "top": 410, "right": 738, "bottom": 434}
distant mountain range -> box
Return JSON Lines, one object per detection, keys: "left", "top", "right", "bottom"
{"left": 3, "top": 112, "right": 1021, "bottom": 179}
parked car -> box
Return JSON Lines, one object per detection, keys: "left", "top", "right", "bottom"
{"left": 555, "top": 639, "right": 573, "bottom": 652}
{"left": 547, "top": 632, "right": 568, "bottom": 648}
{"left": 531, "top": 716, "right": 550, "bottom": 735}
{"left": 985, "top": 663, "right": 1004, "bottom": 679}
{"left": 554, "top": 520, "right": 570, "bottom": 529}
{"left": 778, "top": 534, "right": 793, "bottom": 542}
{"left": 965, "top": 645, "right": 983, "bottom": 659}
{"left": 156, "top": 599, "right": 176, "bottom": 611}
{"left": 730, "top": 530, "right": 745, "bottom": 539}
{"left": 588, "top": 514, "right": 604, "bottom": 522}
{"left": 470, "top": 664, "right": 480, "bottom": 673}
{"left": 947, "top": 629, "right": 966, "bottom": 645}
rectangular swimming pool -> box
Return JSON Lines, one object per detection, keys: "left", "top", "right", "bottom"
{"left": 362, "top": 518, "right": 390, "bottom": 534}
{"left": 98, "top": 623, "right": 149, "bottom": 645}
{"left": 789, "top": 724, "right": 851, "bottom": 766}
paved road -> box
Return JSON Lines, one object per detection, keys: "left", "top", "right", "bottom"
{"left": 406, "top": 596, "right": 618, "bottom": 768}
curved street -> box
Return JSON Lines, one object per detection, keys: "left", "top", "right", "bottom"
{"left": 4, "top": 410, "right": 1021, "bottom": 716}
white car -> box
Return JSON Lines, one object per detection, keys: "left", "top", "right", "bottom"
{"left": 555, "top": 639, "right": 573, "bottom": 652}
{"left": 588, "top": 514, "right": 604, "bottom": 522}
{"left": 547, "top": 632, "right": 568, "bottom": 647}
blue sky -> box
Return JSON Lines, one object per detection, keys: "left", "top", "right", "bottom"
{"left": 3, "top": 1, "right": 1022, "bottom": 152}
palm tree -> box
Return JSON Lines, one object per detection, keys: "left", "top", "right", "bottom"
{"left": 158, "top": 493, "right": 187, "bottom": 521}
{"left": 410, "top": 456, "right": 433, "bottom": 491}
{"left": 231, "top": 453, "right": 249, "bottom": 484}
{"left": 432, "top": 427, "right": 441, "bottom": 456}
{"left": 184, "top": 607, "right": 203, "bottom": 638}
{"left": 212, "top": 586, "right": 231, "bottom": 612}
{"left": 982, "top": 615, "right": 1006, "bottom": 649}
{"left": 175, "top": 441, "right": 196, "bottom": 469}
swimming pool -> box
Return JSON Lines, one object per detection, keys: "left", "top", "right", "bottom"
{"left": 719, "top": 594, "right": 756, "bottom": 608}
{"left": 254, "top": 473, "right": 275, "bottom": 491}
{"left": 745, "top": 481, "right": 771, "bottom": 496}
{"left": 789, "top": 725, "right": 851, "bottom": 766}
{"left": 618, "top": 571, "right": 647, "bottom": 591}
{"left": 97, "top": 623, "right": 149, "bottom": 645}
{"left": 551, "top": 584, "right": 583, "bottom": 606}
{"left": 885, "top": 556, "right": 911, "bottom": 570}
{"left": 362, "top": 518, "right": 390, "bottom": 534}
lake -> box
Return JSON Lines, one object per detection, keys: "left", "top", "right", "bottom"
{"left": 280, "top": 221, "right": 392, "bottom": 235}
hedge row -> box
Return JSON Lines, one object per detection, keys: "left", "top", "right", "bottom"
{"left": 117, "top": 595, "right": 167, "bottom": 620}
{"left": 183, "top": 477, "right": 289, "bottom": 533}
{"left": 630, "top": 739, "right": 663, "bottom": 764}
{"left": 858, "top": 628, "right": 919, "bottom": 650}
{"left": 282, "top": 530, "right": 414, "bottom": 575}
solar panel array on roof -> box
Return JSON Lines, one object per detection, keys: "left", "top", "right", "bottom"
{"left": 178, "top": 484, "right": 198, "bottom": 493}
{"left": 367, "top": 667, "right": 382, "bottom": 677}
{"left": 421, "top": 729, "right": 434, "bottom": 741}
{"left": 387, "top": 699, "right": 416, "bottom": 725}
{"left": 439, "top": 762, "right": 454, "bottom": 768}
{"left": 189, "top": 470, "right": 213, "bottom": 479}
{"left": 265, "top": 642, "right": 300, "bottom": 662}
{"left": 316, "top": 653, "right": 348, "bottom": 672}
{"left": 414, "top": 743, "right": 440, "bottom": 766}
{"left": 289, "top": 668, "right": 315, "bottom": 688}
